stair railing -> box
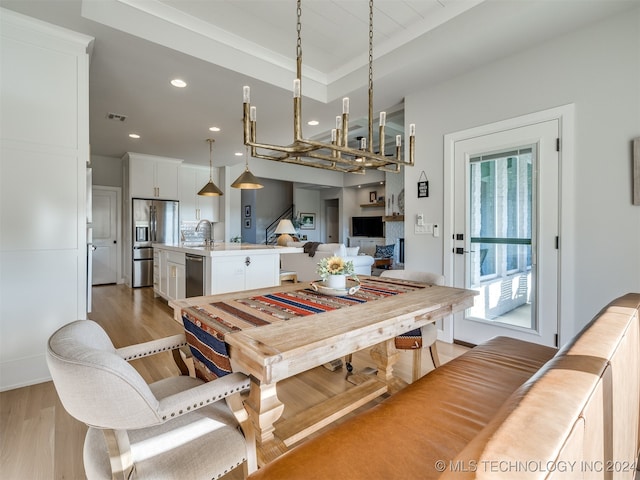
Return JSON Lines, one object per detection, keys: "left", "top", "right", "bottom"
{"left": 265, "top": 205, "right": 295, "bottom": 245}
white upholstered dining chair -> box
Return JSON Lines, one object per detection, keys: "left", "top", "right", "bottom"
{"left": 380, "top": 269, "right": 445, "bottom": 382}
{"left": 46, "top": 320, "right": 256, "bottom": 480}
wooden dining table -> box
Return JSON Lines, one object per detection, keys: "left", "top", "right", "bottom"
{"left": 169, "top": 276, "right": 476, "bottom": 465}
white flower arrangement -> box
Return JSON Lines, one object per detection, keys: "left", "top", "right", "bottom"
{"left": 316, "top": 256, "right": 357, "bottom": 281}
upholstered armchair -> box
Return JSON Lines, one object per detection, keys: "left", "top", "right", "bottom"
{"left": 380, "top": 270, "right": 445, "bottom": 381}
{"left": 46, "top": 320, "right": 256, "bottom": 479}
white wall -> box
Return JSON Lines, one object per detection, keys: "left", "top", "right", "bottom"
{"left": 342, "top": 188, "right": 359, "bottom": 243}
{"left": 319, "top": 187, "right": 345, "bottom": 243}
{"left": 404, "top": 7, "right": 640, "bottom": 341}
{"left": 243, "top": 177, "right": 293, "bottom": 243}
{"left": 0, "top": 9, "right": 93, "bottom": 390}
{"left": 247, "top": 157, "right": 345, "bottom": 187}
{"left": 293, "top": 187, "right": 322, "bottom": 242}
{"left": 91, "top": 154, "right": 123, "bottom": 187}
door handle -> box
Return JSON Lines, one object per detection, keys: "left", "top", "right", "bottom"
{"left": 454, "top": 248, "right": 476, "bottom": 254}
{"left": 245, "top": 256, "right": 251, "bottom": 266}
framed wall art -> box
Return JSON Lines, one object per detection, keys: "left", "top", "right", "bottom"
{"left": 299, "top": 213, "right": 316, "bottom": 230}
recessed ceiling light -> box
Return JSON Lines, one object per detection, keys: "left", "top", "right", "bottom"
{"left": 234, "top": 152, "right": 243, "bottom": 156}
{"left": 170, "top": 79, "right": 187, "bottom": 88}
{"left": 209, "top": 126, "right": 221, "bottom": 132}
{"left": 129, "top": 133, "right": 140, "bottom": 139}
{"left": 307, "top": 120, "right": 319, "bottom": 126}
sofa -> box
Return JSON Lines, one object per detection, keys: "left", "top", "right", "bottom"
{"left": 248, "top": 293, "right": 640, "bottom": 479}
{"left": 280, "top": 242, "right": 374, "bottom": 282}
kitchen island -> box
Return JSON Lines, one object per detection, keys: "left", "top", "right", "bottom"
{"left": 152, "top": 242, "right": 299, "bottom": 300}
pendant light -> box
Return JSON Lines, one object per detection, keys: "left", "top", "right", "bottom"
{"left": 231, "top": 146, "right": 263, "bottom": 189}
{"left": 198, "top": 139, "right": 223, "bottom": 196}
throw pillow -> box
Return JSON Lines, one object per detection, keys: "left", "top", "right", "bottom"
{"left": 374, "top": 244, "right": 395, "bottom": 259}
{"left": 333, "top": 244, "right": 347, "bottom": 257}
{"left": 345, "top": 247, "right": 359, "bottom": 256}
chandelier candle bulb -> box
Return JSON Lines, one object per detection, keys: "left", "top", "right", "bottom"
{"left": 379, "top": 111, "right": 386, "bottom": 126}
{"left": 396, "top": 135, "right": 402, "bottom": 147}
{"left": 342, "top": 113, "right": 349, "bottom": 147}
{"left": 360, "top": 137, "right": 367, "bottom": 149}
{"left": 250, "top": 106, "right": 257, "bottom": 122}
{"left": 343, "top": 97, "right": 349, "bottom": 114}
{"left": 409, "top": 124, "right": 416, "bottom": 136}
{"left": 243, "top": 86, "right": 250, "bottom": 103}
{"left": 331, "top": 129, "right": 337, "bottom": 142}
{"left": 293, "top": 79, "right": 301, "bottom": 98}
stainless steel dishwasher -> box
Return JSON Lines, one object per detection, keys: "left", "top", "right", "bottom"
{"left": 185, "top": 254, "right": 205, "bottom": 297}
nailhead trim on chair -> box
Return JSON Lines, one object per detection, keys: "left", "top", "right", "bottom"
{"left": 213, "top": 459, "right": 246, "bottom": 479}
{"left": 121, "top": 341, "right": 188, "bottom": 361}
{"left": 161, "top": 381, "right": 251, "bottom": 420}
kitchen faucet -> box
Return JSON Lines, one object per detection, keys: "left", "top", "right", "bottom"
{"left": 195, "top": 219, "right": 213, "bottom": 246}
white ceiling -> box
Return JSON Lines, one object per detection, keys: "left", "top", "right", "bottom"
{"left": 1, "top": 0, "right": 638, "bottom": 168}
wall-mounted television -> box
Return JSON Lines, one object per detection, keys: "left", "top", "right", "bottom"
{"left": 352, "top": 216, "right": 384, "bottom": 237}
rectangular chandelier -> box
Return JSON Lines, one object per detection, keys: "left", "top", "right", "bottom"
{"left": 242, "top": 0, "right": 415, "bottom": 174}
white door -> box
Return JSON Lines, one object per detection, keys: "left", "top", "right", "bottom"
{"left": 325, "top": 199, "right": 339, "bottom": 243}
{"left": 451, "top": 120, "right": 559, "bottom": 347}
{"left": 92, "top": 188, "right": 118, "bottom": 285}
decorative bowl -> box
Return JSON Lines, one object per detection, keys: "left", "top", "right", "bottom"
{"left": 310, "top": 278, "right": 361, "bottom": 297}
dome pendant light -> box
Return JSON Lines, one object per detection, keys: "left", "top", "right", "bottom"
{"left": 198, "top": 139, "right": 223, "bottom": 196}
{"left": 231, "top": 146, "right": 263, "bottom": 189}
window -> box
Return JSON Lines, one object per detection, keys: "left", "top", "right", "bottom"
{"left": 470, "top": 147, "right": 533, "bottom": 282}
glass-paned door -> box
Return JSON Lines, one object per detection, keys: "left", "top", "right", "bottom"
{"left": 452, "top": 120, "right": 559, "bottom": 347}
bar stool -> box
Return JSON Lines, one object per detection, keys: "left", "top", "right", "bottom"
{"left": 380, "top": 269, "right": 445, "bottom": 381}
{"left": 279, "top": 270, "right": 298, "bottom": 284}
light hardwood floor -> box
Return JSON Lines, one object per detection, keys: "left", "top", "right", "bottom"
{"left": 0, "top": 284, "right": 468, "bottom": 480}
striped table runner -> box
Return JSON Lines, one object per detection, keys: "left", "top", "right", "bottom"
{"left": 181, "top": 276, "right": 426, "bottom": 381}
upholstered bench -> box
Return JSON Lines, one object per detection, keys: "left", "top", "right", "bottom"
{"left": 249, "top": 337, "right": 556, "bottom": 479}
{"left": 248, "top": 293, "right": 640, "bottom": 480}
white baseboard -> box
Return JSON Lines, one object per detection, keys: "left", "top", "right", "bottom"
{"left": 0, "top": 353, "right": 52, "bottom": 392}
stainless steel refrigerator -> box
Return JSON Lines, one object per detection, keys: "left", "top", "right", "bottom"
{"left": 132, "top": 198, "right": 179, "bottom": 287}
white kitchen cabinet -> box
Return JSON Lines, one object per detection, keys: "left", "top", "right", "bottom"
{"left": 125, "top": 153, "right": 182, "bottom": 200}
{"left": 153, "top": 248, "right": 161, "bottom": 294}
{"left": 210, "top": 252, "right": 279, "bottom": 295}
{"left": 0, "top": 9, "right": 92, "bottom": 390}
{"left": 154, "top": 244, "right": 282, "bottom": 298}
{"left": 156, "top": 248, "right": 168, "bottom": 298}
{"left": 211, "top": 256, "right": 246, "bottom": 294}
{"left": 179, "top": 165, "right": 219, "bottom": 222}
{"left": 167, "top": 260, "right": 185, "bottom": 300}
{"left": 244, "top": 254, "right": 280, "bottom": 291}
{"left": 154, "top": 247, "right": 185, "bottom": 301}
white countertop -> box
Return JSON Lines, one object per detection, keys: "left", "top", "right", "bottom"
{"left": 153, "top": 242, "right": 300, "bottom": 257}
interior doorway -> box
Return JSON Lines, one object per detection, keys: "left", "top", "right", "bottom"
{"left": 324, "top": 198, "right": 339, "bottom": 243}
{"left": 92, "top": 186, "right": 121, "bottom": 285}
